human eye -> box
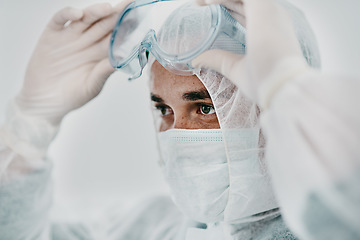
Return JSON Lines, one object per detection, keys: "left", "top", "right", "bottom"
{"left": 198, "top": 104, "right": 216, "bottom": 115}
{"left": 155, "top": 104, "right": 173, "bottom": 116}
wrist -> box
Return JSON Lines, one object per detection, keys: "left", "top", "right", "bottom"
{"left": 0, "top": 99, "right": 60, "bottom": 159}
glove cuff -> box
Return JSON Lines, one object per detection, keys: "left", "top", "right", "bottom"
{"left": 258, "top": 56, "right": 311, "bottom": 110}
{"left": 0, "top": 99, "right": 60, "bottom": 160}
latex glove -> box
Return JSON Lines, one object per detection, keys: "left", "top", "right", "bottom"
{"left": 193, "top": 0, "right": 309, "bottom": 109}
{"left": 18, "top": 2, "right": 129, "bottom": 125}
{"left": 0, "top": 1, "right": 132, "bottom": 159}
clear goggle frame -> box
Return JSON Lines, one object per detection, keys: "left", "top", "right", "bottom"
{"left": 109, "top": 0, "right": 246, "bottom": 80}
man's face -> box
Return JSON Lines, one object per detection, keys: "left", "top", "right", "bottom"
{"left": 150, "top": 61, "right": 220, "bottom": 132}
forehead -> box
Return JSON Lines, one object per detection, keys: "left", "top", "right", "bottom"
{"left": 150, "top": 61, "right": 206, "bottom": 96}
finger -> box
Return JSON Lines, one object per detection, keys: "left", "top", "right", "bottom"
{"left": 86, "top": 58, "right": 115, "bottom": 98}
{"left": 83, "top": 33, "right": 112, "bottom": 60}
{"left": 192, "top": 49, "right": 245, "bottom": 85}
{"left": 70, "top": 3, "right": 114, "bottom": 32}
{"left": 221, "top": 1, "right": 246, "bottom": 26}
{"left": 222, "top": 1, "right": 245, "bottom": 15}
{"left": 114, "top": 0, "right": 134, "bottom": 13}
{"left": 80, "top": 13, "right": 118, "bottom": 47}
{"left": 98, "top": 33, "right": 112, "bottom": 56}
{"left": 193, "top": 0, "right": 246, "bottom": 26}
{"left": 48, "top": 7, "right": 83, "bottom": 31}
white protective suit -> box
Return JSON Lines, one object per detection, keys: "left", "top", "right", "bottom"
{"left": 1, "top": 1, "right": 358, "bottom": 240}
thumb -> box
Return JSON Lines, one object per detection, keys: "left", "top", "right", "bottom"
{"left": 192, "top": 49, "right": 246, "bottom": 85}
{"left": 86, "top": 58, "right": 115, "bottom": 99}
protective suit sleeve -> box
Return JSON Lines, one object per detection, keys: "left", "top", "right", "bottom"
{"left": 260, "top": 69, "right": 360, "bottom": 239}
{"left": 0, "top": 157, "right": 53, "bottom": 240}
{"left": 0, "top": 99, "right": 54, "bottom": 239}
{"left": 0, "top": 100, "right": 93, "bottom": 240}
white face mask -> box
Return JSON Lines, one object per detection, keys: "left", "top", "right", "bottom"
{"left": 158, "top": 128, "right": 278, "bottom": 224}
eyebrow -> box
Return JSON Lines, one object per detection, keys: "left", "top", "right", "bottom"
{"left": 151, "top": 94, "right": 164, "bottom": 103}
{"left": 150, "top": 89, "right": 211, "bottom": 103}
{"left": 182, "top": 89, "right": 210, "bottom": 101}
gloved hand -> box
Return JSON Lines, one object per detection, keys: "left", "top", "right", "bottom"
{"left": 0, "top": 1, "right": 132, "bottom": 159}
{"left": 193, "top": 0, "right": 309, "bottom": 109}
{"left": 18, "top": 2, "right": 124, "bottom": 125}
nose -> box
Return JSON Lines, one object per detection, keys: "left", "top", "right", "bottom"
{"left": 159, "top": 114, "right": 192, "bottom": 132}
{"left": 173, "top": 114, "right": 197, "bottom": 130}
{"left": 159, "top": 110, "right": 201, "bottom": 132}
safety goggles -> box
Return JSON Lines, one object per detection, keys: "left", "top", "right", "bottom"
{"left": 109, "top": 0, "right": 246, "bottom": 80}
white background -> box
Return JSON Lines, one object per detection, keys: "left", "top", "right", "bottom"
{"left": 1, "top": 0, "right": 360, "bottom": 221}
